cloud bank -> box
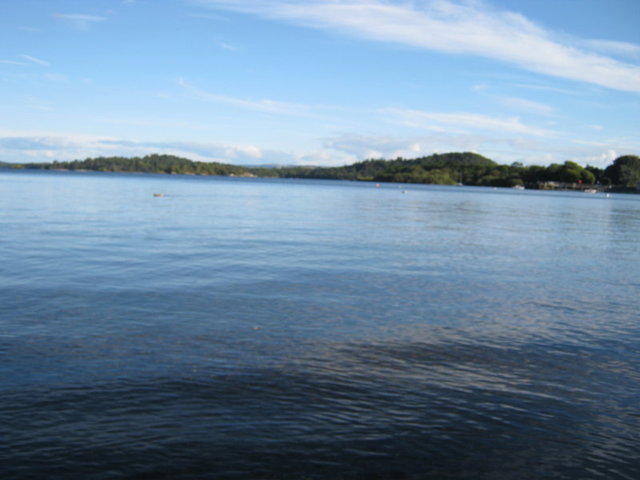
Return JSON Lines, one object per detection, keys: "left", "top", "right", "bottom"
{"left": 192, "top": 0, "right": 640, "bottom": 92}
{"left": 0, "top": 132, "right": 335, "bottom": 166}
{"left": 1, "top": 129, "right": 636, "bottom": 169}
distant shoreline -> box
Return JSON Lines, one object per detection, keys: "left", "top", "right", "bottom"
{"left": 2, "top": 152, "right": 639, "bottom": 193}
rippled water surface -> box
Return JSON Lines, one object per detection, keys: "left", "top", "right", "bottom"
{"left": 1, "top": 169, "right": 639, "bottom": 479}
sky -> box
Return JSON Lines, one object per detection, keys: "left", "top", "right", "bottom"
{"left": 1, "top": 0, "right": 639, "bottom": 167}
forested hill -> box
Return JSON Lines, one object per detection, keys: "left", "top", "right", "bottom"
{"left": 8, "top": 152, "right": 640, "bottom": 189}
{"left": 18, "top": 154, "right": 251, "bottom": 177}
{"left": 255, "top": 152, "right": 500, "bottom": 184}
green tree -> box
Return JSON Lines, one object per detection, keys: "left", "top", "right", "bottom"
{"left": 604, "top": 155, "right": 640, "bottom": 187}
{"left": 585, "top": 165, "right": 604, "bottom": 184}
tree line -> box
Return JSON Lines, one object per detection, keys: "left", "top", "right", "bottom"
{"left": 256, "top": 153, "right": 640, "bottom": 189}
{"left": 16, "top": 154, "right": 250, "bottom": 177}
{"left": 7, "top": 152, "right": 640, "bottom": 190}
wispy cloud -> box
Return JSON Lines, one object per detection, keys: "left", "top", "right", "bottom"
{"left": 581, "top": 39, "right": 640, "bottom": 59}
{"left": 509, "top": 82, "right": 580, "bottom": 96}
{"left": 54, "top": 13, "right": 108, "bottom": 30}
{"left": 381, "top": 107, "right": 553, "bottom": 137}
{"left": 497, "top": 96, "right": 554, "bottom": 116}
{"left": 178, "top": 77, "right": 315, "bottom": 116}
{"left": 193, "top": 0, "right": 640, "bottom": 92}
{"left": 20, "top": 54, "right": 50, "bottom": 67}
{"left": 470, "top": 83, "right": 555, "bottom": 116}
{"left": 188, "top": 12, "right": 230, "bottom": 21}
{"left": 0, "top": 59, "right": 28, "bottom": 66}
{"left": 218, "top": 41, "right": 240, "bottom": 51}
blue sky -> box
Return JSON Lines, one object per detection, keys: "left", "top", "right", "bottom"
{"left": 1, "top": 0, "right": 638, "bottom": 167}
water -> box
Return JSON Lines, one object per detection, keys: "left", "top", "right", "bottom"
{"left": 1, "top": 169, "right": 639, "bottom": 479}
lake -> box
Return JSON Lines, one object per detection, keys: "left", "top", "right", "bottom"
{"left": 1, "top": 168, "right": 639, "bottom": 479}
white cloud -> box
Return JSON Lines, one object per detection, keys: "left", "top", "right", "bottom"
{"left": 0, "top": 59, "right": 28, "bottom": 66}
{"left": 177, "top": 77, "right": 327, "bottom": 117}
{"left": 218, "top": 41, "right": 240, "bottom": 51}
{"left": 581, "top": 39, "right": 640, "bottom": 59}
{"left": 472, "top": 84, "right": 555, "bottom": 116}
{"left": 54, "top": 13, "right": 108, "bottom": 30}
{"left": 497, "top": 96, "right": 554, "bottom": 116}
{"left": 582, "top": 149, "right": 618, "bottom": 167}
{"left": 1, "top": 128, "right": 632, "bottom": 169}
{"left": 20, "top": 54, "right": 50, "bottom": 67}
{"left": 509, "top": 82, "right": 580, "bottom": 96}
{"left": 0, "top": 130, "right": 283, "bottom": 165}
{"left": 381, "top": 107, "right": 553, "bottom": 136}
{"left": 323, "top": 132, "right": 487, "bottom": 160}
{"left": 0, "top": 127, "right": 351, "bottom": 166}
{"left": 193, "top": 0, "right": 640, "bottom": 92}
{"left": 321, "top": 130, "right": 634, "bottom": 168}
{"left": 338, "top": 133, "right": 496, "bottom": 162}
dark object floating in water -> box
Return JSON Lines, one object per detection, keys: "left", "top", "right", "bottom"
{"left": 153, "top": 193, "right": 164, "bottom": 197}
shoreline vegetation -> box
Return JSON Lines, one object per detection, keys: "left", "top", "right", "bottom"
{"left": 2, "top": 152, "right": 639, "bottom": 192}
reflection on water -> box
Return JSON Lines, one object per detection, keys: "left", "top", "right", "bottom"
{"left": 1, "top": 170, "right": 639, "bottom": 479}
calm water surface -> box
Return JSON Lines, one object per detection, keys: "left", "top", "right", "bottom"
{"left": 1, "top": 169, "right": 639, "bottom": 479}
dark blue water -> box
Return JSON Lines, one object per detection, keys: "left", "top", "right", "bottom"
{"left": 1, "top": 169, "right": 639, "bottom": 479}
